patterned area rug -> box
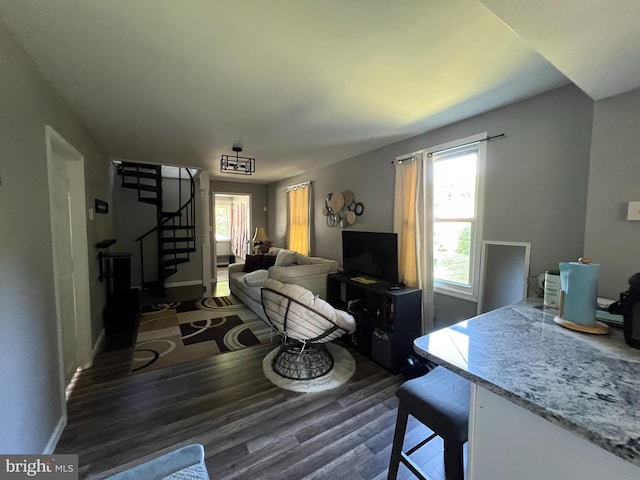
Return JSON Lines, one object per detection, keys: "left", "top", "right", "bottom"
{"left": 131, "top": 295, "right": 274, "bottom": 374}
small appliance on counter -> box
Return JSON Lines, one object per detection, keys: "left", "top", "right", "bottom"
{"left": 608, "top": 272, "right": 640, "bottom": 349}
{"left": 542, "top": 269, "right": 561, "bottom": 307}
{"left": 553, "top": 257, "right": 610, "bottom": 334}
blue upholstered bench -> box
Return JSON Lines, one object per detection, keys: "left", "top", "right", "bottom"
{"left": 105, "top": 444, "right": 210, "bottom": 480}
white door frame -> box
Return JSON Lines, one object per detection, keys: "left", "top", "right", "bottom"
{"left": 212, "top": 193, "right": 252, "bottom": 274}
{"left": 45, "top": 126, "right": 93, "bottom": 392}
{"left": 200, "top": 171, "right": 212, "bottom": 297}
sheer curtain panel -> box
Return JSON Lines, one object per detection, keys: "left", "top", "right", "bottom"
{"left": 393, "top": 153, "right": 434, "bottom": 333}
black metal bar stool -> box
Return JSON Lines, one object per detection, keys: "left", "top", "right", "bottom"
{"left": 387, "top": 366, "right": 470, "bottom": 480}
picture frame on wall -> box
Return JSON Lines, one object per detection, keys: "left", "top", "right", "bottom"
{"left": 95, "top": 199, "right": 109, "bottom": 214}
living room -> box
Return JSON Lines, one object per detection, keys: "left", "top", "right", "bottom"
{"left": 2, "top": 1, "right": 640, "bottom": 478}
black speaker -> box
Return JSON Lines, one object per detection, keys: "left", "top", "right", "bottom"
{"left": 371, "top": 328, "right": 392, "bottom": 370}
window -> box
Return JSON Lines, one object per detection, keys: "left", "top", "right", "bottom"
{"left": 431, "top": 134, "right": 486, "bottom": 300}
{"left": 214, "top": 205, "right": 230, "bottom": 242}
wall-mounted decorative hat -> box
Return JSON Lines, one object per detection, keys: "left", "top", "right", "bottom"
{"left": 323, "top": 190, "right": 362, "bottom": 228}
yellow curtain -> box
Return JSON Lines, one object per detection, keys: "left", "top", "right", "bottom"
{"left": 394, "top": 160, "right": 420, "bottom": 287}
{"left": 393, "top": 153, "right": 434, "bottom": 333}
{"left": 287, "top": 185, "right": 310, "bottom": 255}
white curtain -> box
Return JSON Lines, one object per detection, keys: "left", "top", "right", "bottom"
{"left": 230, "top": 202, "right": 249, "bottom": 259}
{"left": 393, "top": 152, "right": 434, "bottom": 333}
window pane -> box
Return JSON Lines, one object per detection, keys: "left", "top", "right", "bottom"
{"left": 215, "top": 206, "right": 230, "bottom": 241}
{"left": 434, "top": 221, "right": 472, "bottom": 285}
{"left": 433, "top": 153, "right": 477, "bottom": 219}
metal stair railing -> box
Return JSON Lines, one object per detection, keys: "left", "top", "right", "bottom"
{"left": 133, "top": 167, "right": 196, "bottom": 293}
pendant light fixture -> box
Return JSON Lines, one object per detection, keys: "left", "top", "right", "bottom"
{"left": 220, "top": 146, "right": 255, "bottom": 175}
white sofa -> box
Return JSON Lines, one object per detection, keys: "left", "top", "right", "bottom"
{"left": 229, "top": 247, "right": 339, "bottom": 321}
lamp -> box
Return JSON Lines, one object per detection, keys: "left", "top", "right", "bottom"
{"left": 220, "top": 146, "right": 256, "bottom": 175}
{"left": 252, "top": 227, "right": 271, "bottom": 254}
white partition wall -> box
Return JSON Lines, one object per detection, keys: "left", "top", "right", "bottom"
{"left": 477, "top": 241, "right": 530, "bottom": 314}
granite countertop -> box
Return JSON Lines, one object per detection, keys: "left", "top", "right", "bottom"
{"left": 413, "top": 299, "right": 640, "bottom": 467}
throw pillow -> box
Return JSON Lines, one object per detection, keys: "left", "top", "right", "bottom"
{"left": 274, "top": 249, "right": 298, "bottom": 267}
{"left": 244, "top": 269, "right": 269, "bottom": 286}
{"left": 263, "top": 254, "right": 277, "bottom": 269}
{"left": 243, "top": 254, "right": 265, "bottom": 273}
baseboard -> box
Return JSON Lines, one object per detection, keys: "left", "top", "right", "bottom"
{"left": 164, "top": 280, "right": 203, "bottom": 288}
{"left": 42, "top": 414, "right": 67, "bottom": 454}
{"left": 93, "top": 328, "right": 105, "bottom": 359}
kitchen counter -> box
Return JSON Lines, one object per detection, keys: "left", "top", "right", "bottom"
{"left": 413, "top": 299, "right": 640, "bottom": 476}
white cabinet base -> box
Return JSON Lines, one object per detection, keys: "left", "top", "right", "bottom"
{"left": 468, "top": 384, "right": 639, "bottom": 480}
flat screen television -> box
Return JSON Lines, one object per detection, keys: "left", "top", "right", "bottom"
{"left": 342, "top": 230, "right": 399, "bottom": 283}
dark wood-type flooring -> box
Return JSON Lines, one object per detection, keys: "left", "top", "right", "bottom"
{"left": 56, "top": 284, "right": 453, "bottom": 480}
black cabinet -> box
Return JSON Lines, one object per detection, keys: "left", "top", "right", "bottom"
{"left": 327, "top": 273, "right": 422, "bottom": 374}
{"left": 98, "top": 251, "right": 140, "bottom": 350}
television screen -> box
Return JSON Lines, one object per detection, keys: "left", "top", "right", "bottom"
{"left": 342, "top": 231, "right": 399, "bottom": 283}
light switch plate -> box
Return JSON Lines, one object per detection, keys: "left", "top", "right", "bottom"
{"left": 627, "top": 201, "right": 640, "bottom": 220}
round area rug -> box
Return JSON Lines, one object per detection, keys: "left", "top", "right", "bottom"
{"left": 262, "top": 343, "right": 356, "bottom": 393}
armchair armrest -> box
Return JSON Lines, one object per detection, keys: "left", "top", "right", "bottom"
{"left": 228, "top": 262, "right": 245, "bottom": 275}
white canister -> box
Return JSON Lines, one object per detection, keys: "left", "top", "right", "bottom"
{"left": 543, "top": 269, "right": 561, "bottom": 308}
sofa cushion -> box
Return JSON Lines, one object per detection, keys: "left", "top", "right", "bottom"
{"left": 261, "top": 280, "right": 356, "bottom": 341}
{"left": 244, "top": 269, "right": 269, "bottom": 286}
{"left": 295, "top": 253, "right": 312, "bottom": 265}
{"left": 274, "top": 249, "right": 298, "bottom": 267}
{"left": 268, "top": 263, "right": 333, "bottom": 282}
{"left": 264, "top": 278, "right": 284, "bottom": 290}
{"left": 279, "top": 281, "right": 316, "bottom": 305}
{"left": 335, "top": 309, "right": 357, "bottom": 333}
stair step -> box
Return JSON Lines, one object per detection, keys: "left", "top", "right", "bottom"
{"left": 141, "top": 280, "right": 163, "bottom": 292}
{"left": 121, "top": 182, "right": 160, "bottom": 193}
{"left": 161, "top": 212, "right": 182, "bottom": 218}
{"left": 118, "top": 169, "right": 159, "bottom": 180}
{"left": 160, "top": 268, "right": 178, "bottom": 279}
{"left": 161, "top": 258, "right": 190, "bottom": 268}
{"left": 160, "top": 225, "right": 195, "bottom": 231}
{"left": 160, "top": 247, "right": 197, "bottom": 255}
{"left": 120, "top": 162, "right": 161, "bottom": 171}
{"left": 138, "top": 197, "right": 161, "bottom": 205}
{"left": 160, "top": 236, "right": 196, "bottom": 243}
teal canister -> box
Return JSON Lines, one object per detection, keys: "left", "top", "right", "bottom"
{"left": 543, "top": 269, "right": 561, "bottom": 307}
{"left": 559, "top": 261, "right": 599, "bottom": 325}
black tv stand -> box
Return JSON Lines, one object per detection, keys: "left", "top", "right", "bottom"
{"left": 326, "top": 272, "right": 422, "bottom": 374}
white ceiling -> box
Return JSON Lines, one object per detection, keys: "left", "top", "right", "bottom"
{"left": 1, "top": 1, "right": 638, "bottom": 183}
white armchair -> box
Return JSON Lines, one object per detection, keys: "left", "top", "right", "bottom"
{"left": 260, "top": 279, "right": 356, "bottom": 380}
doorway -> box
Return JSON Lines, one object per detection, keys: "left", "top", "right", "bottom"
{"left": 45, "top": 126, "right": 93, "bottom": 393}
{"left": 213, "top": 193, "right": 251, "bottom": 283}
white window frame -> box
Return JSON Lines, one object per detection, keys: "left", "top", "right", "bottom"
{"left": 214, "top": 204, "right": 231, "bottom": 242}
{"left": 429, "top": 133, "right": 486, "bottom": 301}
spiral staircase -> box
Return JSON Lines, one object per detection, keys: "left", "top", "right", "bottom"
{"left": 117, "top": 162, "right": 196, "bottom": 295}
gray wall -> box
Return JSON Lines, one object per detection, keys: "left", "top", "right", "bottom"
{"left": 267, "top": 85, "right": 594, "bottom": 326}
{"left": 584, "top": 87, "right": 640, "bottom": 299}
{"left": 0, "top": 20, "right": 112, "bottom": 453}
